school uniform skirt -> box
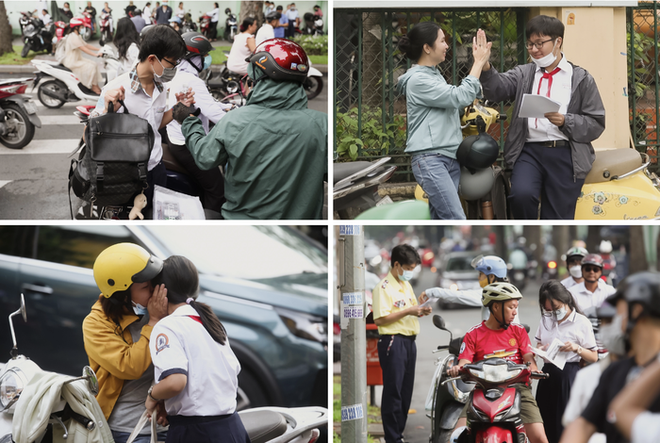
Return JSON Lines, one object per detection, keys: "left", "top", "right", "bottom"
{"left": 535, "top": 361, "right": 580, "bottom": 443}
{"left": 166, "top": 412, "right": 251, "bottom": 443}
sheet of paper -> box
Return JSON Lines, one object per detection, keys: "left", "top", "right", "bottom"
{"left": 518, "top": 93, "right": 562, "bottom": 118}
{"left": 530, "top": 337, "right": 569, "bottom": 370}
{"left": 419, "top": 293, "right": 440, "bottom": 309}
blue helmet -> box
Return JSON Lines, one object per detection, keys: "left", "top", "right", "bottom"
{"left": 471, "top": 255, "right": 507, "bottom": 279}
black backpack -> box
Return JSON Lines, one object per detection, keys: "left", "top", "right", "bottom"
{"left": 68, "top": 100, "right": 155, "bottom": 218}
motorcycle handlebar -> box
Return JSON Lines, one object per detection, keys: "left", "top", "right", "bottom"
{"left": 530, "top": 371, "right": 549, "bottom": 380}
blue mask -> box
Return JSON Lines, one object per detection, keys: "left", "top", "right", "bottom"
{"left": 400, "top": 269, "right": 414, "bottom": 282}
{"left": 132, "top": 301, "right": 148, "bottom": 316}
{"left": 203, "top": 55, "right": 212, "bottom": 71}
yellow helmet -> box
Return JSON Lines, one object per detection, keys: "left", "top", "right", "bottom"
{"left": 93, "top": 243, "right": 163, "bottom": 298}
{"left": 481, "top": 282, "right": 522, "bottom": 307}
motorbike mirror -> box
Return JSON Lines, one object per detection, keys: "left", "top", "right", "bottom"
{"left": 62, "top": 365, "right": 99, "bottom": 395}
{"left": 8, "top": 293, "right": 28, "bottom": 358}
{"left": 432, "top": 315, "right": 446, "bottom": 330}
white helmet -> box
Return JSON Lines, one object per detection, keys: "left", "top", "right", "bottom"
{"left": 599, "top": 240, "right": 613, "bottom": 254}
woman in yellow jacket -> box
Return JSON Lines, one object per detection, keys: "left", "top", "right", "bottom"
{"left": 82, "top": 243, "right": 169, "bottom": 443}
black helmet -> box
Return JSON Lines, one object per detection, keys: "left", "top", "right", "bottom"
{"left": 606, "top": 272, "right": 660, "bottom": 332}
{"left": 225, "top": 7, "right": 231, "bottom": 14}
{"left": 182, "top": 31, "right": 213, "bottom": 56}
{"left": 456, "top": 133, "right": 499, "bottom": 173}
{"left": 266, "top": 11, "right": 281, "bottom": 21}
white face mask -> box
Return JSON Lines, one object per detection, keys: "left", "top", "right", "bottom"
{"left": 569, "top": 265, "right": 582, "bottom": 279}
{"left": 132, "top": 301, "right": 148, "bottom": 316}
{"left": 530, "top": 40, "right": 557, "bottom": 68}
{"left": 599, "top": 314, "right": 627, "bottom": 357}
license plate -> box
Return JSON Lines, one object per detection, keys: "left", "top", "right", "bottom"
{"left": 376, "top": 195, "right": 394, "bottom": 206}
{"left": 23, "top": 101, "right": 37, "bottom": 115}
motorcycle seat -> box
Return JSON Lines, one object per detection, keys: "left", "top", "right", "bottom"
{"left": 238, "top": 410, "right": 288, "bottom": 443}
{"left": 333, "top": 161, "right": 379, "bottom": 184}
{"left": 584, "top": 148, "right": 643, "bottom": 184}
{"left": 78, "top": 83, "right": 100, "bottom": 96}
{"left": 53, "top": 64, "right": 73, "bottom": 73}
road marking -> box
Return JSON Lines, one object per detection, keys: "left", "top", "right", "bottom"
{"left": 38, "top": 115, "right": 81, "bottom": 125}
{"left": 0, "top": 139, "right": 79, "bottom": 155}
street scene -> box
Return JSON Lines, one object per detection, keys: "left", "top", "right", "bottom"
{"left": 0, "top": 224, "right": 329, "bottom": 443}
{"left": 0, "top": 0, "right": 328, "bottom": 220}
{"left": 335, "top": 224, "right": 660, "bottom": 443}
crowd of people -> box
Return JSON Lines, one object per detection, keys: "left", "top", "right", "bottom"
{"left": 372, "top": 242, "right": 660, "bottom": 443}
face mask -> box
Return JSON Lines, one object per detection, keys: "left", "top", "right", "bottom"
{"left": 132, "top": 301, "right": 148, "bottom": 316}
{"left": 479, "top": 274, "right": 489, "bottom": 288}
{"left": 397, "top": 267, "right": 414, "bottom": 282}
{"left": 154, "top": 57, "right": 177, "bottom": 82}
{"left": 554, "top": 307, "right": 568, "bottom": 321}
{"left": 569, "top": 265, "right": 582, "bottom": 279}
{"left": 530, "top": 40, "right": 557, "bottom": 68}
{"left": 203, "top": 54, "right": 212, "bottom": 71}
{"left": 599, "top": 314, "right": 627, "bottom": 357}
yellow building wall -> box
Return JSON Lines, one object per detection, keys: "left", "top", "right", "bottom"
{"left": 530, "top": 7, "right": 630, "bottom": 151}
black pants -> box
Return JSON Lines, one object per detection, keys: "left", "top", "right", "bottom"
{"left": 378, "top": 334, "right": 417, "bottom": 443}
{"left": 166, "top": 413, "right": 251, "bottom": 443}
{"left": 287, "top": 21, "right": 296, "bottom": 37}
{"left": 536, "top": 362, "right": 580, "bottom": 443}
{"left": 169, "top": 141, "right": 225, "bottom": 214}
{"left": 209, "top": 21, "right": 217, "bottom": 40}
{"left": 145, "top": 161, "right": 167, "bottom": 215}
{"left": 509, "top": 142, "right": 584, "bottom": 219}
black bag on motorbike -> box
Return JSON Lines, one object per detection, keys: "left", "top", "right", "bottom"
{"left": 68, "top": 100, "right": 154, "bottom": 218}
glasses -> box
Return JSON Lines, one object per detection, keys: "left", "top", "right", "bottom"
{"left": 583, "top": 266, "right": 601, "bottom": 273}
{"left": 159, "top": 57, "right": 180, "bottom": 67}
{"left": 525, "top": 38, "right": 554, "bottom": 50}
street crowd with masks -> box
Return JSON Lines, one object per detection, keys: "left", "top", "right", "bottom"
{"left": 365, "top": 233, "right": 660, "bottom": 443}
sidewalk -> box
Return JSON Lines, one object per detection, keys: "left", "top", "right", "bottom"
{"left": 0, "top": 35, "right": 327, "bottom": 75}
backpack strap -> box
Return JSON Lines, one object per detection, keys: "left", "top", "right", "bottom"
{"left": 96, "top": 162, "right": 105, "bottom": 192}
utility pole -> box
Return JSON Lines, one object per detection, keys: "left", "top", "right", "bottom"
{"left": 338, "top": 225, "right": 368, "bottom": 443}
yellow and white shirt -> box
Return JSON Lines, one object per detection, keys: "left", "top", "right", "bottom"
{"left": 372, "top": 270, "right": 420, "bottom": 336}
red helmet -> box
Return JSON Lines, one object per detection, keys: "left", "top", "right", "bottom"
{"left": 69, "top": 17, "right": 84, "bottom": 28}
{"left": 247, "top": 38, "right": 308, "bottom": 83}
{"left": 582, "top": 253, "right": 604, "bottom": 268}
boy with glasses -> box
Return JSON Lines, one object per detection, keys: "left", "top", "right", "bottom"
{"left": 479, "top": 15, "right": 605, "bottom": 220}
{"left": 92, "top": 25, "right": 189, "bottom": 215}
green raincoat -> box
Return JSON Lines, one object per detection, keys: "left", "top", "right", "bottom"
{"left": 182, "top": 77, "right": 327, "bottom": 220}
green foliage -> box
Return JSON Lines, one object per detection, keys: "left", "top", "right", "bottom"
{"left": 626, "top": 29, "right": 654, "bottom": 99}
{"left": 292, "top": 35, "right": 328, "bottom": 56}
{"left": 336, "top": 105, "right": 407, "bottom": 161}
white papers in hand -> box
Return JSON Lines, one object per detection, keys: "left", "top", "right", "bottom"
{"left": 518, "top": 94, "right": 562, "bottom": 118}
{"left": 419, "top": 293, "right": 440, "bottom": 309}
{"left": 530, "top": 338, "right": 569, "bottom": 370}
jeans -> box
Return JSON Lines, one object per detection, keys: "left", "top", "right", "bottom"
{"left": 411, "top": 153, "right": 466, "bottom": 220}
{"left": 111, "top": 430, "right": 168, "bottom": 443}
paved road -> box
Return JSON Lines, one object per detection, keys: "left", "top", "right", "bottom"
{"left": 0, "top": 59, "right": 327, "bottom": 219}
{"left": 401, "top": 269, "right": 545, "bottom": 443}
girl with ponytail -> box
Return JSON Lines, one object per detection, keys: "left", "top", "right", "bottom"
{"left": 146, "top": 255, "right": 250, "bottom": 443}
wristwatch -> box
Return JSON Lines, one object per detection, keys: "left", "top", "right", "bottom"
{"left": 147, "top": 385, "right": 161, "bottom": 402}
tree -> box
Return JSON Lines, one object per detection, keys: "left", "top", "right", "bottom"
{"left": 0, "top": 2, "right": 13, "bottom": 56}
{"left": 240, "top": 1, "right": 264, "bottom": 28}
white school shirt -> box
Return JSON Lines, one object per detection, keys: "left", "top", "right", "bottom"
{"left": 527, "top": 53, "right": 572, "bottom": 143}
{"left": 632, "top": 411, "right": 660, "bottom": 443}
{"left": 568, "top": 280, "right": 617, "bottom": 313}
{"left": 150, "top": 304, "right": 241, "bottom": 416}
{"left": 142, "top": 6, "right": 152, "bottom": 24}
{"left": 255, "top": 23, "right": 275, "bottom": 46}
{"left": 92, "top": 69, "right": 168, "bottom": 171}
{"left": 560, "top": 276, "right": 581, "bottom": 290}
{"left": 534, "top": 309, "right": 597, "bottom": 363}
{"left": 207, "top": 7, "right": 219, "bottom": 22}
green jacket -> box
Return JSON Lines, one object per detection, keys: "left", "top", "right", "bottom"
{"left": 182, "top": 78, "right": 327, "bottom": 220}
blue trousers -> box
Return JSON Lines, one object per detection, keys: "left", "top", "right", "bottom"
{"left": 411, "top": 153, "right": 466, "bottom": 220}
{"left": 378, "top": 334, "right": 417, "bottom": 443}
{"left": 166, "top": 413, "right": 251, "bottom": 443}
{"left": 111, "top": 430, "right": 168, "bottom": 443}
{"left": 509, "top": 143, "right": 584, "bottom": 219}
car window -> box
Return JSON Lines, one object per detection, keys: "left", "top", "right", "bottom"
{"left": 446, "top": 256, "right": 476, "bottom": 271}
{"left": 148, "top": 225, "right": 327, "bottom": 280}
{"left": 0, "top": 226, "right": 29, "bottom": 256}
{"left": 35, "top": 226, "right": 134, "bottom": 269}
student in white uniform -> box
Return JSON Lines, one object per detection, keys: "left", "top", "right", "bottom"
{"left": 535, "top": 280, "right": 598, "bottom": 443}
{"left": 568, "top": 254, "right": 616, "bottom": 313}
{"left": 145, "top": 255, "right": 250, "bottom": 443}
{"left": 560, "top": 246, "right": 588, "bottom": 290}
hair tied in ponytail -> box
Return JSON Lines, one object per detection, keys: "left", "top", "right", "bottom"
{"left": 186, "top": 297, "right": 194, "bottom": 304}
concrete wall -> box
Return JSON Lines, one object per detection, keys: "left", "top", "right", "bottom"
{"left": 532, "top": 6, "right": 630, "bottom": 151}
{"left": 6, "top": 0, "right": 328, "bottom": 35}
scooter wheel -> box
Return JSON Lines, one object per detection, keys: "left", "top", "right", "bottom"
{"left": 303, "top": 76, "right": 323, "bottom": 100}
{"left": 21, "top": 44, "right": 30, "bottom": 58}
{"left": 38, "top": 80, "right": 66, "bottom": 109}
{"left": 0, "top": 104, "right": 35, "bottom": 149}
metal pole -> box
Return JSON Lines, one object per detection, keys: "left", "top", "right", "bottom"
{"left": 339, "top": 225, "right": 367, "bottom": 443}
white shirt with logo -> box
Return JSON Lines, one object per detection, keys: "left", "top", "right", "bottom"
{"left": 150, "top": 304, "right": 241, "bottom": 416}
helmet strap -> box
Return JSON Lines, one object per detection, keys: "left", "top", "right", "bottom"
{"left": 496, "top": 301, "right": 509, "bottom": 330}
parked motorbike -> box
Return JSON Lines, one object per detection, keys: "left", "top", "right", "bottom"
{"left": 199, "top": 13, "right": 212, "bottom": 39}
{"left": 51, "top": 20, "right": 67, "bottom": 48}
{"left": 0, "top": 77, "right": 41, "bottom": 149}
{"left": 334, "top": 156, "right": 397, "bottom": 219}
{"left": 32, "top": 59, "right": 101, "bottom": 108}
{"left": 302, "top": 12, "right": 324, "bottom": 36}
{"left": 426, "top": 315, "right": 473, "bottom": 443}
{"left": 98, "top": 11, "right": 114, "bottom": 46}
{"left": 224, "top": 8, "right": 238, "bottom": 42}
{"left": 181, "top": 12, "right": 198, "bottom": 33}
{"left": 77, "top": 9, "right": 94, "bottom": 41}
{"left": 0, "top": 294, "right": 109, "bottom": 443}
{"left": 20, "top": 11, "right": 53, "bottom": 57}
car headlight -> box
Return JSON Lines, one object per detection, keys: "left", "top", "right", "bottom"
{"left": 275, "top": 307, "right": 327, "bottom": 345}
{"left": 0, "top": 369, "right": 25, "bottom": 412}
